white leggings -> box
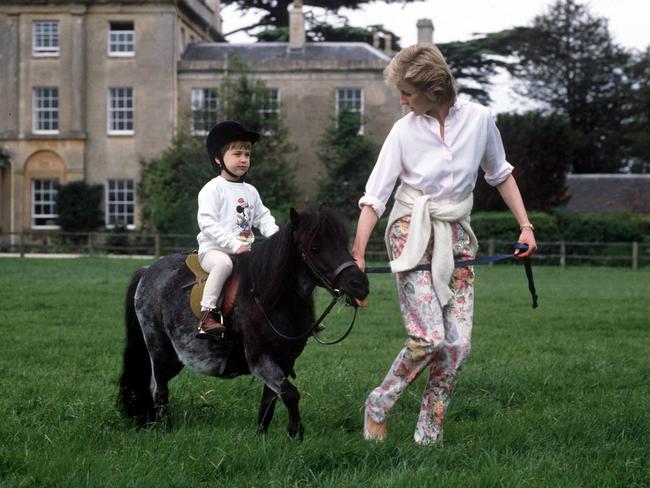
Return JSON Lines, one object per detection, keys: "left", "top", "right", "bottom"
{"left": 198, "top": 249, "right": 233, "bottom": 311}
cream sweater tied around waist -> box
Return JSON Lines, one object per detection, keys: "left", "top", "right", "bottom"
{"left": 385, "top": 183, "right": 479, "bottom": 308}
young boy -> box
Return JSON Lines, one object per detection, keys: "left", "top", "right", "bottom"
{"left": 196, "top": 120, "right": 279, "bottom": 338}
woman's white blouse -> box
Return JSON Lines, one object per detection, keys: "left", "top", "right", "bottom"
{"left": 359, "top": 100, "right": 514, "bottom": 218}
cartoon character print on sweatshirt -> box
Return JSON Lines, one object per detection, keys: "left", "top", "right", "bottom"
{"left": 235, "top": 197, "right": 255, "bottom": 245}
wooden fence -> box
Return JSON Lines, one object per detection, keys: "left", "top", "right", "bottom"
{"left": 1, "top": 231, "right": 648, "bottom": 269}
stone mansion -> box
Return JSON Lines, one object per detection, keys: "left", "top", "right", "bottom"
{"left": 0, "top": 0, "right": 428, "bottom": 233}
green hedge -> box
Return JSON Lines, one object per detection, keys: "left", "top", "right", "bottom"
{"left": 471, "top": 211, "right": 560, "bottom": 242}
{"left": 471, "top": 211, "right": 646, "bottom": 242}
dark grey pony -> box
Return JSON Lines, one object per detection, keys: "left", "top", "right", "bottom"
{"left": 117, "top": 207, "right": 369, "bottom": 439}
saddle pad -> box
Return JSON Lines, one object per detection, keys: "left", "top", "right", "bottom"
{"left": 186, "top": 253, "right": 208, "bottom": 319}
{"left": 185, "top": 252, "right": 240, "bottom": 319}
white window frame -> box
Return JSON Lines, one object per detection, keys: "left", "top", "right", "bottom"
{"left": 33, "top": 87, "right": 59, "bottom": 134}
{"left": 32, "top": 21, "right": 59, "bottom": 57}
{"left": 108, "top": 22, "right": 135, "bottom": 57}
{"left": 258, "top": 88, "right": 280, "bottom": 134}
{"left": 31, "top": 179, "right": 60, "bottom": 229}
{"left": 191, "top": 88, "right": 219, "bottom": 136}
{"left": 336, "top": 87, "right": 365, "bottom": 134}
{"left": 107, "top": 87, "right": 134, "bottom": 135}
{"left": 106, "top": 179, "right": 135, "bottom": 229}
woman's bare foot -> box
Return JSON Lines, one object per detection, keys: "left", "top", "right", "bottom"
{"left": 364, "top": 410, "right": 387, "bottom": 441}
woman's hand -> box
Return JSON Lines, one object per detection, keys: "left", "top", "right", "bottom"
{"left": 515, "top": 228, "right": 537, "bottom": 258}
{"left": 352, "top": 250, "right": 366, "bottom": 272}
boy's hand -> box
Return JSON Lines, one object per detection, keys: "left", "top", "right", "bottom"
{"left": 235, "top": 245, "right": 250, "bottom": 255}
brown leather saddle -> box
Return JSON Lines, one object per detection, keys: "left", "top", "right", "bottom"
{"left": 185, "top": 252, "right": 240, "bottom": 319}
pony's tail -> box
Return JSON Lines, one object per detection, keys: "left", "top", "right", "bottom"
{"left": 117, "top": 268, "right": 154, "bottom": 424}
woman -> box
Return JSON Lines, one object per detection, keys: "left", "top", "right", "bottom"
{"left": 352, "top": 44, "right": 537, "bottom": 445}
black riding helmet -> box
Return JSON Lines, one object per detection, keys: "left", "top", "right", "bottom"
{"left": 206, "top": 121, "right": 260, "bottom": 181}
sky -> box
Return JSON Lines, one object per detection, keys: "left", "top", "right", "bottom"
{"left": 221, "top": 0, "right": 650, "bottom": 112}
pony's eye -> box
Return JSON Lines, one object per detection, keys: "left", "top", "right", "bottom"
{"left": 310, "top": 245, "right": 320, "bottom": 255}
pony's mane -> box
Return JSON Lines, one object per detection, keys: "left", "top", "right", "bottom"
{"left": 237, "top": 207, "right": 349, "bottom": 309}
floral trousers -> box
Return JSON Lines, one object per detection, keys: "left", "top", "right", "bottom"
{"left": 366, "top": 217, "right": 475, "bottom": 445}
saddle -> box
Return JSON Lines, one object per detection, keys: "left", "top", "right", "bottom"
{"left": 185, "top": 252, "right": 240, "bottom": 319}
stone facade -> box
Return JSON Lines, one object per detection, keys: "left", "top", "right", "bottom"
{"left": 0, "top": 0, "right": 218, "bottom": 232}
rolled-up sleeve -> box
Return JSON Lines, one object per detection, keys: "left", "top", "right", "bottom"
{"left": 481, "top": 114, "right": 513, "bottom": 187}
{"left": 358, "top": 125, "right": 402, "bottom": 218}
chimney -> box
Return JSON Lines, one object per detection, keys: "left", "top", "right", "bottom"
{"left": 373, "top": 32, "right": 381, "bottom": 50}
{"left": 383, "top": 33, "right": 392, "bottom": 55}
{"left": 289, "top": 0, "right": 305, "bottom": 49}
{"left": 205, "top": 0, "right": 222, "bottom": 35}
{"left": 417, "top": 18, "right": 434, "bottom": 44}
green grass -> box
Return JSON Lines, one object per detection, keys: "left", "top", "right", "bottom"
{"left": 0, "top": 258, "right": 648, "bottom": 487}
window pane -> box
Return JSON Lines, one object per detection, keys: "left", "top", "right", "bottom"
{"left": 34, "top": 87, "right": 59, "bottom": 132}
{"left": 33, "top": 21, "right": 59, "bottom": 54}
{"left": 106, "top": 179, "right": 135, "bottom": 227}
{"left": 191, "top": 88, "right": 219, "bottom": 135}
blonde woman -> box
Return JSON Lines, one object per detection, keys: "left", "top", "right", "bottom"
{"left": 352, "top": 44, "right": 537, "bottom": 445}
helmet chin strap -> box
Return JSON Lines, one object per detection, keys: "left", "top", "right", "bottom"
{"left": 217, "top": 160, "right": 247, "bottom": 182}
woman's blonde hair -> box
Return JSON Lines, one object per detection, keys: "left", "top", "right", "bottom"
{"left": 384, "top": 43, "right": 458, "bottom": 106}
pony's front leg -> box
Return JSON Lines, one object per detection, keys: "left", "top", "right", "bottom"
{"left": 249, "top": 355, "right": 304, "bottom": 440}
{"left": 257, "top": 384, "right": 278, "bottom": 435}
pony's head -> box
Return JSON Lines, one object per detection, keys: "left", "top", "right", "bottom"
{"left": 290, "top": 207, "right": 369, "bottom": 307}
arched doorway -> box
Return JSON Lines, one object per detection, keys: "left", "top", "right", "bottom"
{"left": 23, "top": 150, "right": 66, "bottom": 229}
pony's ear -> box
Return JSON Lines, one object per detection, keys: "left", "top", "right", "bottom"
{"left": 319, "top": 201, "right": 329, "bottom": 209}
{"left": 289, "top": 207, "right": 300, "bottom": 227}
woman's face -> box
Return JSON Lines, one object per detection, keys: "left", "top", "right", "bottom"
{"left": 397, "top": 80, "right": 435, "bottom": 116}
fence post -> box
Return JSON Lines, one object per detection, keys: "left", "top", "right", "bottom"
{"left": 19, "top": 231, "right": 25, "bottom": 258}
{"left": 154, "top": 233, "right": 161, "bottom": 259}
{"left": 87, "top": 233, "right": 94, "bottom": 256}
{"left": 632, "top": 242, "right": 638, "bottom": 270}
{"left": 488, "top": 239, "right": 495, "bottom": 267}
{"left": 560, "top": 240, "right": 566, "bottom": 268}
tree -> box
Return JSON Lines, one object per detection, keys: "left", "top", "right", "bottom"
{"left": 473, "top": 111, "right": 573, "bottom": 211}
{"left": 627, "top": 47, "right": 650, "bottom": 173}
{"left": 139, "top": 132, "right": 211, "bottom": 234}
{"left": 255, "top": 21, "right": 401, "bottom": 51}
{"left": 316, "top": 108, "right": 378, "bottom": 222}
{"left": 222, "top": 0, "right": 419, "bottom": 38}
{"left": 508, "top": 0, "right": 633, "bottom": 173}
{"left": 56, "top": 180, "right": 104, "bottom": 232}
{"left": 140, "top": 62, "right": 298, "bottom": 234}
{"left": 217, "top": 60, "right": 298, "bottom": 222}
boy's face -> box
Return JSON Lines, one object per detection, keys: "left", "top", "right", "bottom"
{"left": 219, "top": 141, "right": 251, "bottom": 180}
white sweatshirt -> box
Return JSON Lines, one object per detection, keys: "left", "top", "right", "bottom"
{"left": 196, "top": 176, "right": 279, "bottom": 255}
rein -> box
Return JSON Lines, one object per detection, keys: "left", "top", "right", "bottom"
{"left": 365, "top": 243, "right": 539, "bottom": 309}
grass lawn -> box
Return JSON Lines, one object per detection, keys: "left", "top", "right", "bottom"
{"left": 0, "top": 257, "right": 648, "bottom": 487}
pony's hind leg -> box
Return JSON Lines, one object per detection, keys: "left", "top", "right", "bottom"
{"left": 257, "top": 384, "right": 278, "bottom": 434}
{"left": 143, "top": 332, "right": 183, "bottom": 430}
{"left": 249, "top": 355, "right": 304, "bottom": 440}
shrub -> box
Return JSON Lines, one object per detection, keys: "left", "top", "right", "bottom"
{"left": 56, "top": 180, "right": 104, "bottom": 232}
{"left": 554, "top": 212, "right": 644, "bottom": 242}
{"left": 471, "top": 211, "right": 560, "bottom": 242}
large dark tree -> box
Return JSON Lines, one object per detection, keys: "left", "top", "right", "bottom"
{"left": 222, "top": 0, "right": 418, "bottom": 37}
{"left": 508, "top": 0, "right": 633, "bottom": 173}
{"left": 474, "top": 111, "right": 573, "bottom": 211}
{"left": 627, "top": 47, "right": 650, "bottom": 173}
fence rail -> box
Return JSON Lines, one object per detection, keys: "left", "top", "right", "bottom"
{"left": 0, "top": 231, "right": 649, "bottom": 269}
